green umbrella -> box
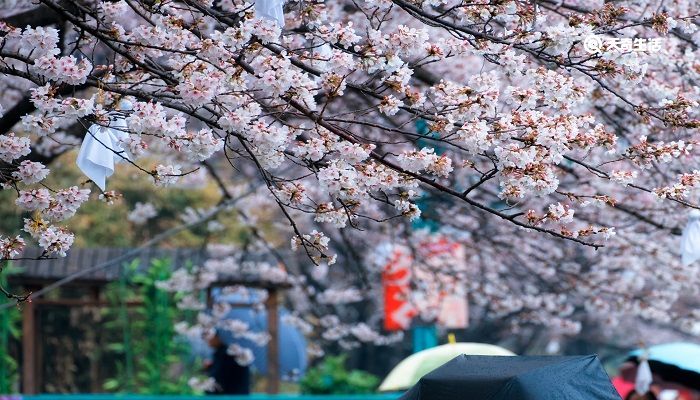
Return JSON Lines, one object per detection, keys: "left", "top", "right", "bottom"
{"left": 379, "top": 341, "right": 516, "bottom": 392}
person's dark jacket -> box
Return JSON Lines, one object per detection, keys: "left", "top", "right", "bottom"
{"left": 206, "top": 346, "right": 251, "bottom": 395}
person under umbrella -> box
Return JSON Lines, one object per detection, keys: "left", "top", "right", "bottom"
{"left": 203, "top": 328, "right": 251, "bottom": 395}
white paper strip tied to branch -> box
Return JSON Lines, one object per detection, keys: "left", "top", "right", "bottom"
{"left": 254, "top": 0, "right": 285, "bottom": 26}
{"left": 680, "top": 209, "right": 700, "bottom": 266}
{"left": 76, "top": 99, "right": 132, "bottom": 191}
{"left": 635, "top": 356, "right": 653, "bottom": 395}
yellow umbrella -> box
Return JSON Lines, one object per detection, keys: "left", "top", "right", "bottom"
{"left": 378, "top": 337, "right": 516, "bottom": 392}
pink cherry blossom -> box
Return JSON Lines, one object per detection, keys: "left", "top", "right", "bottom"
{"left": 12, "top": 160, "right": 49, "bottom": 184}
{"left": 16, "top": 188, "right": 51, "bottom": 211}
{"left": 127, "top": 202, "right": 158, "bottom": 224}
{"left": 0, "top": 133, "right": 31, "bottom": 162}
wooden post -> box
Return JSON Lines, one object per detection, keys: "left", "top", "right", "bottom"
{"left": 265, "top": 288, "right": 280, "bottom": 394}
{"left": 22, "top": 298, "right": 36, "bottom": 394}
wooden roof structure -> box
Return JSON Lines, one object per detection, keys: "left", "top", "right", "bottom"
{"left": 11, "top": 247, "right": 207, "bottom": 284}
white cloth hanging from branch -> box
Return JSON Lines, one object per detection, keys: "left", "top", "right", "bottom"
{"left": 635, "top": 357, "right": 653, "bottom": 395}
{"left": 76, "top": 99, "right": 132, "bottom": 191}
{"left": 254, "top": 0, "right": 285, "bottom": 26}
{"left": 680, "top": 209, "right": 700, "bottom": 266}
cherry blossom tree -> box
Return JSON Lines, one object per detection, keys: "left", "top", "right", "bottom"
{"left": 1, "top": 0, "right": 700, "bottom": 360}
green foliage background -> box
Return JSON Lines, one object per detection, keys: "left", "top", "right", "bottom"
{"left": 300, "top": 355, "right": 379, "bottom": 395}
{"left": 101, "top": 258, "right": 200, "bottom": 394}
{"left": 0, "top": 265, "right": 21, "bottom": 393}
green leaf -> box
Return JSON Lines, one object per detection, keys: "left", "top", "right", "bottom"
{"left": 107, "top": 343, "right": 125, "bottom": 352}
{"left": 103, "top": 379, "right": 121, "bottom": 390}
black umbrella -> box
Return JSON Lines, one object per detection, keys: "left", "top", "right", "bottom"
{"left": 400, "top": 354, "right": 622, "bottom": 400}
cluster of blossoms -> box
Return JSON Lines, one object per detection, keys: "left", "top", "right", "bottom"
{"left": 0, "top": 235, "right": 25, "bottom": 259}
{"left": 0, "top": 133, "right": 31, "bottom": 162}
{"left": 33, "top": 55, "right": 92, "bottom": 85}
{"left": 17, "top": 26, "right": 60, "bottom": 58}
{"left": 11, "top": 184, "right": 88, "bottom": 256}
{"left": 291, "top": 229, "right": 336, "bottom": 265}
{"left": 524, "top": 203, "right": 576, "bottom": 227}
{"left": 1, "top": 90, "right": 89, "bottom": 256}
{"left": 625, "top": 136, "right": 695, "bottom": 167}
{"left": 313, "top": 202, "right": 355, "bottom": 228}
{"left": 317, "top": 287, "right": 363, "bottom": 304}
{"left": 226, "top": 343, "right": 255, "bottom": 366}
{"left": 15, "top": 186, "right": 90, "bottom": 221}
{"left": 127, "top": 202, "right": 158, "bottom": 224}
{"left": 319, "top": 315, "right": 404, "bottom": 349}
{"left": 396, "top": 148, "right": 453, "bottom": 178}
{"left": 610, "top": 170, "right": 639, "bottom": 187}
{"left": 22, "top": 218, "right": 74, "bottom": 257}
{"left": 126, "top": 102, "right": 225, "bottom": 160}
{"left": 11, "top": 160, "right": 50, "bottom": 184}
{"left": 153, "top": 164, "right": 182, "bottom": 187}
{"left": 653, "top": 170, "right": 700, "bottom": 200}
{"left": 187, "top": 377, "right": 216, "bottom": 393}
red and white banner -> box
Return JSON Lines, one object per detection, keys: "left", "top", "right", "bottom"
{"left": 380, "top": 236, "right": 469, "bottom": 331}
{"left": 382, "top": 245, "right": 417, "bottom": 331}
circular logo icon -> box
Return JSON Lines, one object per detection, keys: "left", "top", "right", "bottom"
{"left": 583, "top": 35, "right": 603, "bottom": 54}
